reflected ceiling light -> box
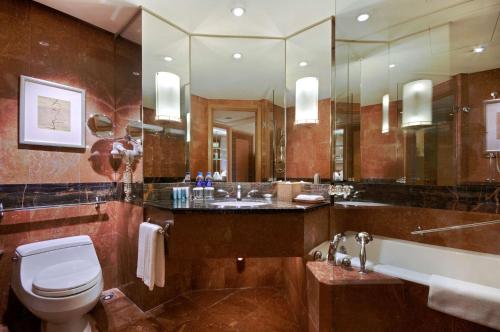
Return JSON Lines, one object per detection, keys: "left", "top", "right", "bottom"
{"left": 38, "top": 41, "right": 49, "bottom": 47}
{"left": 402, "top": 80, "right": 433, "bottom": 128}
{"left": 473, "top": 46, "right": 485, "bottom": 53}
{"left": 295, "top": 77, "right": 319, "bottom": 125}
{"left": 232, "top": 53, "right": 242, "bottom": 60}
{"left": 382, "top": 94, "right": 389, "bottom": 134}
{"left": 155, "top": 72, "right": 181, "bottom": 122}
{"left": 299, "top": 61, "right": 308, "bottom": 67}
{"left": 389, "top": 64, "right": 396, "bottom": 68}
{"left": 231, "top": 7, "right": 245, "bottom": 17}
{"left": 132, "top": 71, "right": 140, "bottom": 76}
{"left": 163, "top": 56, "right": 173, "bottom": 62}
{"left": 356, "top": 13, "right": 370, "bottom": 22}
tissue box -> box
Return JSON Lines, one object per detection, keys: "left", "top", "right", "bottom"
{"left": 276, "top": 182, "right": 303, "bottom": 201}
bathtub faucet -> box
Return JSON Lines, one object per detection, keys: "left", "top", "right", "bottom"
{"left": 327, "top": 233, "right": 346, "bottom": 265}
{"left": 355, "top": 232, "right": 373, "bottom": 274}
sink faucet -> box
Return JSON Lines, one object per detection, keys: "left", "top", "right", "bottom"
{"left": 355, "top": 232, "right": 373, "bottom": 273}
{"left": 217, "top": 189, "right": 230, "bottom": 198}
{"left": 327, "top": 233, "right": 346, "bottom": 265}
{"left": 246, "top": 189, "right": 259, "bottom": 198}
{"left": 236, "top": 184, "right": 242, "bottom": 201}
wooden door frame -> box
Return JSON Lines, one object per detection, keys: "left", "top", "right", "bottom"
{"left": 208, "top": 103, "right": 262, "bottom": 182}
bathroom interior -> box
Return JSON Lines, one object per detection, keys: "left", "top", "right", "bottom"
{"left": 1, "top": 0, "right": 500, "bottom": 331}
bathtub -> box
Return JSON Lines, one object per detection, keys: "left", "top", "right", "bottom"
{"left": 312, "top": 232, "right": 500, "bottom": 289}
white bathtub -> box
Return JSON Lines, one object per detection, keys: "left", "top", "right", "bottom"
{"left": 312, "top": 232, "right": 500, "bottom": 289}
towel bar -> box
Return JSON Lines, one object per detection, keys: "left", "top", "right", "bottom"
{"left": 145, "top": 218, "right": 173, "bottom": 236}
{"left": 412, "top": 219, "right": 500, "bottom": 235}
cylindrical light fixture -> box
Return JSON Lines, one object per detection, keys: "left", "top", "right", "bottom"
{"left": 295, "top": 77, "right": 319, "bottom": 125}
{"left": 402, "top": 79, "right": 432, "bottom": 128}
{"left": 155, "top": 72, "right": 181, "bottom": 122}
{"left": 382, "top": 94, "right": 389, "bottom": 134}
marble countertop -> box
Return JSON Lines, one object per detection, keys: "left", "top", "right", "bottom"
{"left": 144, "top": 198, "right": 331, "bottom": 213}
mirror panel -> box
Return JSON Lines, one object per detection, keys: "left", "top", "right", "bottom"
{"left": 190, "top": 36, "right": 285, "bottom": 182}
{"left": 335, "top": 0, "right": 500, "bottom": 186}
{"left": 286, "top": 19, "right": 333, "bottom": 181}
{"left": 142, "top": 11, "right": 190, "bottom": 182}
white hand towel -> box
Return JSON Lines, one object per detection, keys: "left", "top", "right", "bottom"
{"left": 428, "top": 274, "right": 500, "bottom": 330}
{"left": 294, "top": 194, "right": 324, "bottom": 201}
{"left": 136, "top": 222, "right": 165, "bottom": 291}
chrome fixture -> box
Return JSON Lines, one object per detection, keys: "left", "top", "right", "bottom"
{"left": 327, "top": 233, "right": 346, "bottom": 265}
{"left": 313, "top": 173, "right": 320, "bottom": 184}
{"left": 246, "top": 189, "right": 259, "bottom": 198}
{"left": 341, "top": 256, "right": 351, "bottom": 268}
{"left": 0, "top": 201, "right": 3, "bottom": 220}
{"left": 328, "top": 185, "right": 354, "bottom": 199}
{"left": 412, "top": 219, "right": 500, "bottom": 235}
{"left": 110, "top": 135, "right": 143, "bottom": 202}
{"left": 313, "top": 250, "right": 323, "bottom": 261}
{"left": 236, "top": 184, "right": 242, "bottom": 201}
{"left": 355, "top": 232, "right": 373, "bottom": 274}
{"left": 145, "top": 218, "right": 173, "bottom": 237}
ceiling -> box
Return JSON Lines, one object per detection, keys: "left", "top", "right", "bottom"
{"left": 214, "top": 110, "right": 255, "bottom": 135}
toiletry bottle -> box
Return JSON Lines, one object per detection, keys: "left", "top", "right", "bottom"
{"left": 196, "top": 171, "right": 204, "bottom": 187}
{"left": 184, "top": 172, "right": 191, "bottom": 183}
{"left": 205, "top": 172, "right": 213, "bottom": 188}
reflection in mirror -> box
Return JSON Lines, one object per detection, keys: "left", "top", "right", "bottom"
{"left": 335, "top": 0, "right": 500, "bottom": 186}
{"left": 191, "top": 36, "right": 285, "bottom": 182}
{"left": 211, "top": 110, "right": 257, "bottom": 182}
{"left": 286, "top": 19, "right": 333, "bottom": 182}
{"left": 142, "top": 10, "right": 190, "bottom": 182}
{"left": 87, "top": 114, "right": 113, "bottom": 138}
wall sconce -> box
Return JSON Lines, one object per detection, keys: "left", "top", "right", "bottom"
{"left": 295, "top": 77, "right": 319, "bottom": 125}
{"left": 155, "top": 72, "right": 181, "bottom": 122}
{"left": 382, "top": 94, "right": 389, "bottom": 134}
{"left": 402, "top": 80, "right": 433, "bottom": 128}
{"left": 186, "top": 112, "right": 191, "bottom": 142}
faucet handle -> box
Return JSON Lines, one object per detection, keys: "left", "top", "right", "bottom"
{"left": 332, "top": 232, "right": 346, "bottom": 243}
{"left": 355, "top": 232, "right": 373, "bottom": 245}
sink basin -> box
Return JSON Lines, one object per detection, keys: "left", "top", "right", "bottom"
{"left": 210, "top": 201, "right": 269, "bottom": 208}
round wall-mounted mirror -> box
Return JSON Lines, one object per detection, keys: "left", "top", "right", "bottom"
{"left": 87, "top": 114, "right": 114, "bottom": 138}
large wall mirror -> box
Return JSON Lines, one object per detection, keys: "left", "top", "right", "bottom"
{"left": 142, "top": 10, "right": 190, "bottom": 183}
{"left": 335, "top": 0, "right": 500, "bottom": 186}
{"left": 191, "top": 36, "right": 285, "bottom": 182}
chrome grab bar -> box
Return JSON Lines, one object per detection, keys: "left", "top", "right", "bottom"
{"left": 412, "top": 219, "right": 500, "bottom": 235}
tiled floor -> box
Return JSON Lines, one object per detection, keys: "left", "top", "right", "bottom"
{"left": 91, "top": 288, "right": 301, "bottom": 332}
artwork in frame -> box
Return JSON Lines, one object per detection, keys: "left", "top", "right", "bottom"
{"left": 484, "top": 99, "right": 500, "bottom": 153}
{"left": 19, "top": 76, "right": 86, "bottom": 148}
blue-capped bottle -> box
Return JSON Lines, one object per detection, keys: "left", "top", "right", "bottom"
{"left": 205, "top": 172, "right": 213, "bottom": 188}
{"left": 196, "top": 171, "right": 204, "bottom": 187}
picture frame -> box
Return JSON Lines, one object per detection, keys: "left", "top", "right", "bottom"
{"left": 19, "top": 75, "right": 86, "bottom": 148}
{"left": 484, "top": 98, "right": 500, "bottom": 153}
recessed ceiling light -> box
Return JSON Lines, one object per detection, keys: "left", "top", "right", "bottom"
{"left": 299, "top": 61, "right": 308, "bottom": 67}
{"left": 38, "top": 41, "right": 49, "bottom": 47}
{"left": 164, "top": 56, "right": 173, "bottom": 62}
{"left": 232, "top": 53, "right": 242, "bottom": 60}
{"left": 473, "top": 46, "right": 485, "bottom": 53}
{"left": 231, "top": 7, "right": 245, "bottom": 17}
{"left": 357, "top": 13, "right": 370, "bottom": 22}
{"left": 389, "top": 64, "right": 396, "bottom": 68}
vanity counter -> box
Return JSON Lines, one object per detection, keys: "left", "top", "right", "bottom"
{"left": 144, "top": 198, "right": 331, "bottom": 214}
{"left": 145, "top": 198, "right": 331, "bottom": 258}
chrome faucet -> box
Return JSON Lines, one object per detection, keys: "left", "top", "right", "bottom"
{"left": 217, "top": 189, "right": 230, "bottom": 198}
{"left": 327, "top": 233, "right": 346, "bottom": 265}
{"left": 246, "top": 189, "right": 259, "bottom": 198}
{"left": 236, "top": 184, "right": 242, "bottom": 201}
{"left": 355, "top": 232, "right": 373, "bottom": 273}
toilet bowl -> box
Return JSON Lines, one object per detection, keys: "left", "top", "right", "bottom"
{"left": 11, "top": 235, "right": 103, "bottom": 332}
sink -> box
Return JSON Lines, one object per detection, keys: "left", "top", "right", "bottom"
{"left": 210, "top": 201, "right": 269, "bottom": 207}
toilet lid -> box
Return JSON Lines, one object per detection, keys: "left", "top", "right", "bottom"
{"left": 32, "top": 260, "right": 101, "bottom": 298}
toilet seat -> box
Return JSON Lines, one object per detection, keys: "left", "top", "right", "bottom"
{"left": 32, "top": 259, "right": 101, "bottom": 298}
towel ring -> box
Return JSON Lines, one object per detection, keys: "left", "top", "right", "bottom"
{"left": 145, "top": 218, "right": 173, "bottom": 237}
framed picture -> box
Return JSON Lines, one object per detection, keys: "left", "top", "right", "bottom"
{"left": 19, "top": 76, "right": 86, "bottom": 148}
{"left": 484, "top": 98, "right": 500, "bottom": 153}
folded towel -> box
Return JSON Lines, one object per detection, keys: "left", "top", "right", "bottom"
{"left": 294, "top": 194, "right": 324, "bottom": 201}
{"left": 428, "top": 274, "right": 500, "bottom": 330}
{"left": 136, "top": 222, "right": 165, "bottom": 291}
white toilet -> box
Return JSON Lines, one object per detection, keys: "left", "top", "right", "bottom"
{"left": 11, "top": 235, "right": 103, "bottom": 332}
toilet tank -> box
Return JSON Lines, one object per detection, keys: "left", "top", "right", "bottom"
{"left": 13, "top": 236, "right": 101, "bottom": 291}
